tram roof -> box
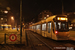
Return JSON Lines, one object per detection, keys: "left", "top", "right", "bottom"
{"left": 32, "top": 21, "right": 42, "bottom": 26}
{"left": 30, "top": 15, "right": 67, "bottom": 26}
{"left": 41, "top": 19, "right": 46, "bottom": 23}
{"left": 46, "top": 15, "right": 67, "bottom": 22}
{"left": 46, "top": 15, "right": 56, "bottom": 22}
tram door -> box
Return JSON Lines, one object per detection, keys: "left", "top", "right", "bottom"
{"left": 42, "top": 23, "right": 46, "bottom": 37}
{"left": 48, "top": 22, "right": 52, "bottom": 38}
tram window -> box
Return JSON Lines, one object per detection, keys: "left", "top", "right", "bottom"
{"left": 37, "top": 25, "right": 41, "bottom": 30}
{"left": 1, "top": 26, "right": 3, "bottom": 28}
{"left": 30, "top": 27, "right": 31, "bottom": 29}
{"left": 31, "top": 26, "right": 32, "bottom": 29}
{"left": 34, "top": 26, "right": 35, "bottom": 29}
{"left": 33, "top": 26, "right": 34, "bottom": 29}
{"left": 42, "top": 23, "right": 46, "bottom": 31}
{"left": 57, "top": 22, "right": 68, "bottom": 31}
{"left": 36, "top": 25, "right": 37, "bottom": 30}
{"left": 48, "top": 22, "right": 51, "bottom": 33}
{"left": 54, "top": 22, "right": 57, "bottom": 30}
{"left": 32, "top": 26, "right": 34, "bottom": 29}
{"left": 58, "top": 22, "right": 61, "bottom": 29}
{"left": 6, "top": 26, "right": 8, "bottom": 28}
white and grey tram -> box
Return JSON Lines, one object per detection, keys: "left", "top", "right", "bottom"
{"left": 29, "top": 15, "right": 70, "bottom": 40}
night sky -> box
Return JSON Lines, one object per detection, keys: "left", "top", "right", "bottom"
{"left": 0, "top": 0, "right": 75, "bottom": 23}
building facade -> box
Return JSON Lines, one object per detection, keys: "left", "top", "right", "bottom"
{"left": 65, "top": 12, "right": 75, "bottom": 30}
{"left": 0, "top": 8, "right": 15, "bottom": 30}
{"left": 38, "top": 10, "right": 53, "bottom": 21}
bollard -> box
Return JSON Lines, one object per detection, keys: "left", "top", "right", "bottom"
{"left": 4, "top": 33, "right": 6, "bottom": 44}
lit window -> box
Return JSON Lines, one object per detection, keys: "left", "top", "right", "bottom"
{"left": 44, "top": 17, "right": 46, "bottom": 19}
{"left": 6, "top": 19, "right": 7, "bottom": 21}
{"left": 47, "top": 15, "right": 49, "bottom": 17}
{"left": 1, "top": 18, "right": 3, "bottom": 20}
{"left": 4, "top": 11, "right": 8, "bottom": 13}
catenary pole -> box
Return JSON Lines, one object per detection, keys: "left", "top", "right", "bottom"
{"left": 20, "top": 0, "right": 22, "bottom": 44}
{"left": 61, "top": 0, "right": 64, "bottom": 15}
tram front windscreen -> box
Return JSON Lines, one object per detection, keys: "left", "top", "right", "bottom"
{"left": 55, "top": 22, "right": 69, "bottom": 32}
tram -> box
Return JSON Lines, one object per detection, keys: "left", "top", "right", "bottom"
{"left": 29, "top": 15, "right": 69, "bottom": 40}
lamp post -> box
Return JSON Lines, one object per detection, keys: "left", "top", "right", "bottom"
{"left": 11, "top": 16, "right": 14, "bottom": 20}
{"left": 61, "top": 0, "right": 64, "bottom": 15}
{"left": 20, "top": 0, "right": 22, "bottom": 44}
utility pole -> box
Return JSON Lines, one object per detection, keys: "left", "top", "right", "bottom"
{"left": 23, "top": 17, "right": 24, "bottom": 31}
{"left": 61, "top": 0, "right": 64, "bottom": 15}
{"left": 20, "top": 0, "right": 22, "bottom": 44}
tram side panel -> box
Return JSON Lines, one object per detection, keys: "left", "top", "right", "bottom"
{"left": 46, "top": 21, "right": 57, "bottom": 40}
{"left": 34, "top": 26, "right": 36, "bottom": 32}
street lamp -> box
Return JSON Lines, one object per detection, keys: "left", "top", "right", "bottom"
{"left": 11, "top": 16, "right": 14, "bottom": 20}
{"left": 4, "top": 11, "right": 8, "bottom": 14}
{"left": 11, "top": 16, "right": 14, "bottom": 29}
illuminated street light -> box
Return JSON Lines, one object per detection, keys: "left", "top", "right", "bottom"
{"left": 74, "top": 12, "right": 75, "bottom": 14}
{"left": 1, "top": 18, "right": 3, "bottom": 20}
{"left": 4, "top": 11, "right": 8, "bottom": 13}
{"left": 11, "top": 16, "right": 14, "bottom": 20}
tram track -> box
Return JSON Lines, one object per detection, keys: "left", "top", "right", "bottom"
{"left": 26, "top": 30, "right": 53, "bottom": 50}
{"left": 26, "top": 30, "right": 75, "bottom": 50}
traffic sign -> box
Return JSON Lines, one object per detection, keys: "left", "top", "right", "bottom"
{"left": 9, "top": 34, "right": 17, "bottom": 42}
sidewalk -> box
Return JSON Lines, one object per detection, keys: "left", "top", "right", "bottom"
{"left": 69, "top": 37, "right": 75, "bottom": 41}
{"left": 1, "top": 29, "right": 26, "bottom": 44}
{"left": 69, "top": 30, "right": 75, "bottom": 41}
{"left": 0, "top": 29, "right": 33, "bottom": 50}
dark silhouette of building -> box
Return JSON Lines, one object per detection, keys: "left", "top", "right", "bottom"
{"left": 38, "top": 10, "right": 53, "bottom": 21}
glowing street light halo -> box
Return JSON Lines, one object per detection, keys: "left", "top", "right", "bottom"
{"left": 11, "top": 16, "right": 14, "bottom": 20}
{"left": 4, "top": 11, "right": 8, "bottom": 13}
